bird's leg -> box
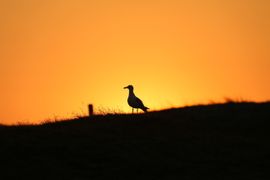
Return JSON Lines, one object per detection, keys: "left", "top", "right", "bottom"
{"left": 132, "top": 108, "right": 134, "bottom": 114}
{"left": 137, "top": 109, "right": 138, "bottom": 114}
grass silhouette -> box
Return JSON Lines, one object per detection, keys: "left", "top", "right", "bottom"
{"left": 0, "top": 101, "right": 269, "bottom": 179}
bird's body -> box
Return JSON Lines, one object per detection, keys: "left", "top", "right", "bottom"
{"left": 124, "top": 85, "right": 149, "bottom": 113}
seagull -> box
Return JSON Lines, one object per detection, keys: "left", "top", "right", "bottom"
{"left": 124, "top": 85, "right": 149, "bottom": 113}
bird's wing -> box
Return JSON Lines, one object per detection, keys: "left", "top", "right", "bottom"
{"left": 135, "top": 97, "right": 145, "bottom": 108}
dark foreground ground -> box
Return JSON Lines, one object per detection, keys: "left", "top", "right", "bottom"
{"left": 0, "top": 102, "right": 270, "bottom": 180}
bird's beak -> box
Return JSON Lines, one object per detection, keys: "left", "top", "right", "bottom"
{"left": 124, "top": 86, "right": 128, "bottom": 89}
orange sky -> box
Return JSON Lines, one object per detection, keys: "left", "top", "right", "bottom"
{"left": 1, "top": 0, "right": 270, "bottom": 124}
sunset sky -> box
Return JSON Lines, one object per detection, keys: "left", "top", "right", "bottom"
{"left": 1, "top": 0, "right": 270, "bottom": 124}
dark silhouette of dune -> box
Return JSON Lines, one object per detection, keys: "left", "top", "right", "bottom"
{"left": 0, "top": 101, "right": 269, "bottom": 179}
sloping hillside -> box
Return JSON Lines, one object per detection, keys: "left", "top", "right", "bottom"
{"left": 0, "top": 102, "right": 269, "bottom": 179}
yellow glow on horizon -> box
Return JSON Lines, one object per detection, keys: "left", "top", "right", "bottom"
{"left": 1, "top": 0, "right": 270, "bottom": 124}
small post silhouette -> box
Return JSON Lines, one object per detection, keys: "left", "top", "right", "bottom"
{"left": 88, "top": 104, "right": 94, "bottom": 117}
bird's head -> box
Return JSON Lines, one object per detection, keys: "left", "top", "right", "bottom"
{"left": 124, "top": 85, "right": 134, "bottom": 91}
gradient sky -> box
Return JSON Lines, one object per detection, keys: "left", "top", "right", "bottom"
{"left": 1, "top": 0, "right": 270, "bottom": 124}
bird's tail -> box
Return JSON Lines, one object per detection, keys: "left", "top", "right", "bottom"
{"left": 142, "top": 106, "right": 149, "bottom": 112}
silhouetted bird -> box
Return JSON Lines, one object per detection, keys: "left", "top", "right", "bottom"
{"left": 124, "top": 85, "right": 149, "bottom": 113}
